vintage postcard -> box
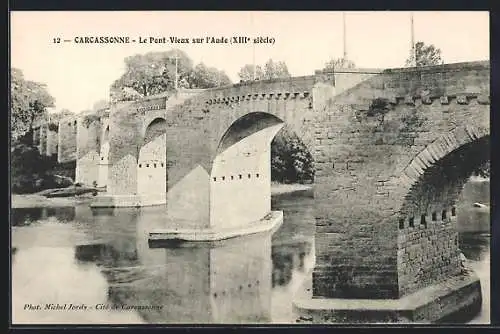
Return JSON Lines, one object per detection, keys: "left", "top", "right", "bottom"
{"left": 10, "top": 11, "right": 490, "bottom": 325}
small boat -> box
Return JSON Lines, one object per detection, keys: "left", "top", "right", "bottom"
{"left": 44, "top": 186, "right": 98, "bottom": 198}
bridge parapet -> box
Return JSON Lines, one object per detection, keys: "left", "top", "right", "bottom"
{"left": 382, "top": 61, "right": 489, "bottom": 97}
{"left": 204, "top": 75, "right": 318, "bottom": 99}
{"left": 205, "top": 91, "right": 312, "bottom": 105}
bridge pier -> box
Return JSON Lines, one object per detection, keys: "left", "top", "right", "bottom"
{"left": 292, "top": 209, "right": 482, "bottom": 323}
{"left": 291, "top": 69, "right": 488, "bottom": 323}
{"left": 91, "top": 101, "right": 168, "bottom": 208}
{"left": 75, "top": 115, "right": 100, "bottom": 186}
{"left": 293, "top": 268, "right": 481, "bottom": 323}
{"left": 149, "top": 116, "right": 285, "bottom": 241}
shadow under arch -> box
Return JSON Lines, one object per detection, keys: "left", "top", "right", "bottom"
{"left": 137, "top": 117, "right": 167, "bottom": 200}
{"left": 396, "top": 125, "right": 489, "bottom": 297}
{"left": 215, "top": 112, "right": 284, "bottom": 156}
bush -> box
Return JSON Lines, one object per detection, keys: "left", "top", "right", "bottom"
{"left": 271, "top": 126, "right": 314, "bottom": 184}
{"left": 11, "top": 138, "right": 75, "bottom": 194}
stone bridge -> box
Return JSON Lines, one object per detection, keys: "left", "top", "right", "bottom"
{"left": 60, "top": 61, "right": 489, "bottom": 322}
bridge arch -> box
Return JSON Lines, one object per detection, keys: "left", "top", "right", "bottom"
{"left": 137, "top": 117, "right": 167, "bottom": 200}
{"left": 98, "top": 125, "right": 110, "bottom": 187}
{"left": 397, "top": 125, "right": 489, "bottom": 297}
{"left": 210, "top": 112, "right": 312, "bottom": 228}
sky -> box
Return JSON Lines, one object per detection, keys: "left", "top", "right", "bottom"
{"left": 10, "top": 11, "right": 489, "bottom": 113}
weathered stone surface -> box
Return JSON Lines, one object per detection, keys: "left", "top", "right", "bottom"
{"left": 47, "top": 62, "right": 489, "bottom": 308}
{"left": 293, "top": 267, "right": 482, "bottom": 323}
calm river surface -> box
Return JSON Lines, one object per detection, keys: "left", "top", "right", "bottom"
{"left": 11, "top": 183, "right": 490, "bottom": 324}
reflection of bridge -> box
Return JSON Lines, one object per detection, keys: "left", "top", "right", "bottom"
{"left": 49, "top": 61, "right": 489, "bottom": 322}
{"left": 74, "top": 217, "right": 273, "bottom": 324}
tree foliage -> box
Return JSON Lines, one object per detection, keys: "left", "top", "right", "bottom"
{"left": 46, "top": 109, "right": 74, "bottom": 126}
{"left": 11, "top": 68, "right": 55, "bottom": 141}
{"left": 238, "top": 64, "right": 264, "bottom": 81}
{"left": 191, "top": 63, "right": 232, "bottom": 88}
{"left": 405, "top": 41, "right": 443, "bottom": 67}
{"left": 11, "top": 133, "right": 74, "bottom": 194}
{"left": 238, "top": 59, "right": 291, "bottom": 81}
{"left": 324, "top": 57, "right": 356, "bottom": 70}
{"left": 271, "top": 126, "right": 314, "bottom": 184}
{"left": 110, "top": 87, "right": 144, "bottom": 103}
{"left": 110, "top": 50, "right": 232, "bottom": 101}
{"left": 263, "top": 59, "right": 291, "bottom": 80}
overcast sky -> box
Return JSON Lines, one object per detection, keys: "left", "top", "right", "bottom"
{"left": 11, "top": 11, "right": 489, "bottom": 113}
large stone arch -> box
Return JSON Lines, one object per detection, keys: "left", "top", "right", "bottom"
{"left": 396, "top": 125, "right": 489, "bottom": 297}
{"left": 210, "top": 112, "right": 285, "bottom": 229}
{"left": 137, "top": 117, "right": 167, "bottom": 202}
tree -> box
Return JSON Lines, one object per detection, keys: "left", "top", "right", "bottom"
{"left": 110, "top": 86, "right": 144, "bottom": 103}
{"left": 191, "top": 63, "right": 232, "bottom": 88}
{"left": 324, "top": 57, "right": 356, "bottom": 70}
{"left": 238, "top": 59, "right": 291, "bottom": 82}
{"left": 405, "top": 41, "right": 443, "bottom": 67}
{"left": 111, "top": 50, "right": 194, "bottom": 98}
{"left": 271, "top": 126, "right": 314, "bottom": 184}
{"left": 111, "top": 50, "right": 232, "bottom": 101}
{"left": 46, "top": 108, "right": 73, "bottom": 125}
{"left": 11, "top": 68, "right": 55, "bottom": 143}
{"left": 263, "top": 59, "right": 291, "bottom": 80}
{"left": 238, "top": 64, "right": 264, "bottom": 81}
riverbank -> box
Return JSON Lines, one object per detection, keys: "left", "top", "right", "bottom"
{"left": 271, "top": 183, "right": 312, "bottom": 196}
{"left": 11, "top": 183, "right": 313, "bottom": 209}
{"left": 11, "top": 194, "right": 94, "bottom": 209}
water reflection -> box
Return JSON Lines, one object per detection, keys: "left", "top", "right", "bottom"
{"left": 272, "top": 242, "right": 310, "bottom": 288}
{"left": 11, "top": 207, "right": 76, "bottom": 226}
{"left": 11, "top": 183, "right": 489, "bottom": 324}
{"left": 12, "top": 246, "right": 144, "bottom": 324}
{"left": 457, "top": 178, "right": 490, "bottom": 233}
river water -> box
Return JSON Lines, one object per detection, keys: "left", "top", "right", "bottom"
{"left": 11, "top": 183, "right": 490, "bottom": 324}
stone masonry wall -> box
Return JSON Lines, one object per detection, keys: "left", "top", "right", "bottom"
{"left": 162, "top": 76, "right": 324, "bottom": 228}
{"left": 311, "top": 61, "right": 489, "bottom": 299}
{"left": 107, "top": 101, "right": 139, "bottom": 195}
{"left": 396, "top": 133, "right": 489, "bottom": 296}
{"left": 39, "top": 124, "right": 47, "bottom": 155}
{"left": 75, "top": 114, "right": 102, "bottom": 186}
{"left": 99, "top": 62, "right": 488, "bottom": 302}
{"left": 159, "top": 76, "right": 321, "bottom": 193}
{"left": 46, "top": 126, "right": 58, "bottom": 157}
{"left": 57, "top": 116, "right": 78, "bottom": 163}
